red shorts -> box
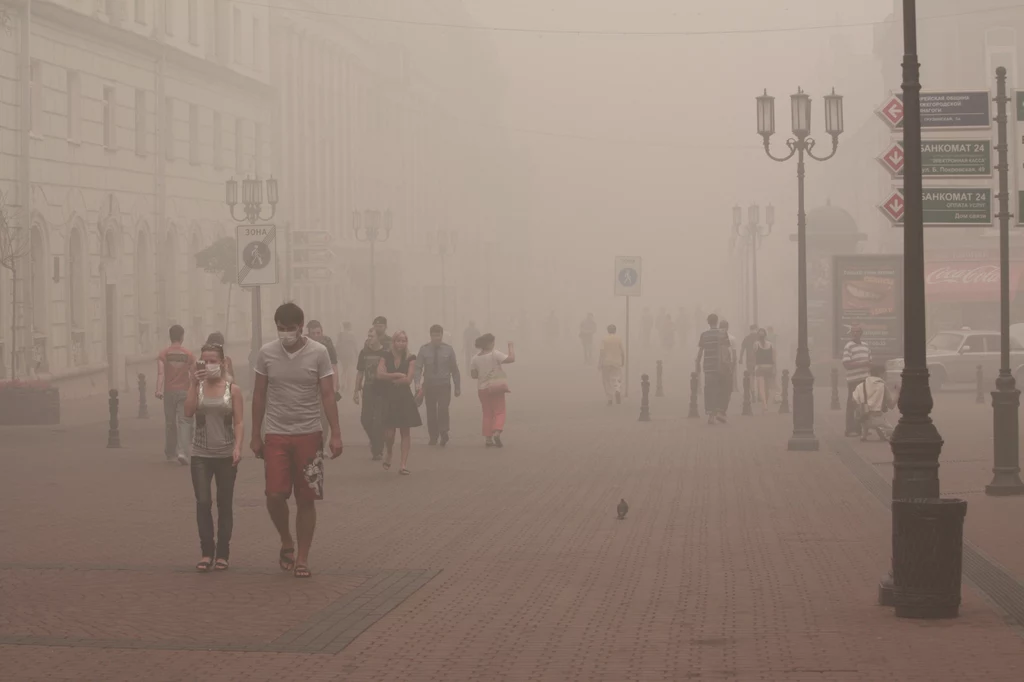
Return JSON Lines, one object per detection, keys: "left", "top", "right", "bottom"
{"left": 263, "top": 433, "right": 324, "bottom": 502}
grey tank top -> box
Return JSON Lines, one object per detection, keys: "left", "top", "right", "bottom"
{"left": 192, "top": 381, "right": 235, "bottom": 457}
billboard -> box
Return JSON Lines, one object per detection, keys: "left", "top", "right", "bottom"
{"left": 832, "top": 255, "right": 904, "bottom": 360}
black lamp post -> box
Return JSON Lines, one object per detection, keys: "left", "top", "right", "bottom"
{"left": 733, "top": 203, "right": 775, "bottom": 328}
{"left": 758, "top": 87, "right": 844, "bottom": 452}
{"left": 352, "top": 209, "right": 393, "bottom": 317}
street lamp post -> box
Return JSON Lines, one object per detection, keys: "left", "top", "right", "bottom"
{"left": 352, "top": 209, "right": 393, "bottom": 317}
{"left": 757, "top": 87, "right": 844, "bottom": 452}
{"left": 429, "top": 229, "right": 458, "bottom": 328}
{"left": 732, "top": 203, "right": 775, "bottom": 328}
{"left": 225, "top": 175, "right": 278, "bottom": 360}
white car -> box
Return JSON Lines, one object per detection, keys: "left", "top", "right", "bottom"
{"left": 885, "top": 328, "right": 1024, "bottom": 391}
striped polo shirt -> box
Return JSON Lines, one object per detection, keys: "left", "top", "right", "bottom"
{"left": 842, "top": 341, "right": 872, "bottom": 383}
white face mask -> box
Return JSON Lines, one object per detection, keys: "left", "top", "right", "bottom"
{"left": 279, "top": 331, "right": 300, "bottom": 345}
{"left": 206, "top": 364, "right": 221, "bottom": 379}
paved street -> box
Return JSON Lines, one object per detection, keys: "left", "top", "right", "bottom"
{"left": 2, "top": 363, "right": 1024, "bottom": 681}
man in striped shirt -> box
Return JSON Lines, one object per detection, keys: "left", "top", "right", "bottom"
{"left": 842, "top": 324, "right": 872, "bottom": 437}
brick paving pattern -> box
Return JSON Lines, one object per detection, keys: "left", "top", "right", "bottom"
{"left": 2, "top": 367, "right": 1023, "bottom": 681}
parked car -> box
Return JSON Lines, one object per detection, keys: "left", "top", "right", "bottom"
{"left": 885, "top": 328, "right": 1024, "bottom": 391}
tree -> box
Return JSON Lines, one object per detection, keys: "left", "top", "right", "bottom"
{"left": 0, "top": 192, "right": 29, "bottom": 380}
{"left": 194, "top": 237, "right": 237, "bottom": 340}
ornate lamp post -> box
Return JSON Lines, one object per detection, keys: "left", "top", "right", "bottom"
{"left": 224, "top": 175, "right": 278, "bottom": 359}
{"left": 758, "top": 87, "right": 843, "bottom": 452}
{"left": 732, "top": 203, "right": 775, "bottom": 328}
{"left": 352, "top": 209, "right": 393, "bottom": 317}
{"left": 428, "top": 229, "right": 458, "bottom": 328}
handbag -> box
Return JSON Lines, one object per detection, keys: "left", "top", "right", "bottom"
{"left": 484, "top": 355, "right": 510, "bottom": 394}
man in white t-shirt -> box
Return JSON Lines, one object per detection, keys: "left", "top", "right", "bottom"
{"left": 251, "top": 302, "right": 343, "bottom": 579}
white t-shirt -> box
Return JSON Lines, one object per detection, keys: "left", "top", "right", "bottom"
{"left": 255, "top": 338, "right": 334, "bottom": 435}
{"left": 470, "top": 350, "right": 508, "bottom": 390}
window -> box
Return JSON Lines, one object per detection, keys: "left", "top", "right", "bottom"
{"left": 164, "top": 96, "right": 175, "bottom": 160}
{"left": 30, "top": 60, "right": 42, "bottom": 134}
{"left": 66, "top": 70, "right": 80, "bottom": 141}
{"left": 188, "top": 0, "right": 199, "bottom": 45}
{"left": 135, "top": 89, "right": 146, "bottom": 155}
{"left": 963, "top": 335, "right": 985, "bottom": 353}
{"left": 214, "top": 0, "right": 229, "bottom": 63}
{"left": 233, "top": 7, "right": 242, "bottom": 63}
{"left": 212, "top": 111, "right": 222, "bottom": 168}
{"left": 984, "top": 335, "right": 1003, "bottom": 352}
{"left": 134, "top": 0, "right": 146, "bottom": 24}
{"left": 254, "top": 122, "right": 263, "bottom": 175}
{"left": 164, "top": 0, "right": 174, "bottom": 36}
{"left": 234, "top": 116, "right": 245, "bottom": 171}
{"left": 189, "top": 104, "right": 199, "bottom": 165}
{"left": 103, "top": 86, "right": 116, "bottom": 149}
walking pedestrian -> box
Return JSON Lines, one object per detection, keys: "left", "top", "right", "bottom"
{"left": 377, "top": 331, "right": 422, "bottom": 474}
{"left": 720, "top": 319, "right": 738, "bottom": 404}
{"left": 415, "top": 324, "right": 461, "bottom": 447}
{"left": 753, "top": 328, "right": 776, "bottom": 414}
{"left": 156, "top": 324, "right": 195, "bottom": 465}
{"left": 336, "top": 322, "right": 360, "bottom": 395}
{"left": 353, "top": 327, "right": 386, "bottom": 460}
{"left": 579, "top": 313, "right": 597, "bottom": 365}
{"left": 695, "top": 314, "right": 730, "bottom": 425}
{"left": 738, "top": 324, "right": 758, "bottom": 402}
{"left": 184, "top": 342, "right": 244, "bottom": 572}
{"left": 842, "top": 324, "right": 872, "bottom": 437}
{"left": 251, "top": 303, "right": 343, "bottom": 579}
{"left": 463, "top": 320, "right": 481, "bottom": 369}
{"left": 470, "top": 333, "right": 515, "bottom": 447}
{"left": 373, "top": 315, "right": 392, "bottom": 351}
{"left": 204, "top": 332, "right": 235, "bottom": 380}
{"left": 598, "top": 324, "right": 625, "bottom": 406}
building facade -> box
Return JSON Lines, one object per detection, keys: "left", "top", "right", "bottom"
{"left": 0, "top": 0, "right": 272, "bottom": 395}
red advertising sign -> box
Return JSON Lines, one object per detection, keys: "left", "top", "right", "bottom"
{"left": 924, "top": 262, "right": 1022, "bottom": 302}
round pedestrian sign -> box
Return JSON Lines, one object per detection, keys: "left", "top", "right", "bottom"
{"left": 618, "top": 268, "right": 638, "bottom": 287}
{"left": 242, "top": 241, "right": 271, "bottom": 270}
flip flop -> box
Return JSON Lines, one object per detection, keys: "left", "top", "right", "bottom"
{"left": 294, "top": 564, "right": 312, "bottom": 578}
{"left": 400, "top": 468, "right": 410, "bottom": 475}
{"left": 214, "top": 559, "right": 229, "bottom": 571}
{"left": 196, "top": 558, "right": 213, "bottom": 572}
{"left": 279, "top": 547, "right": 295, "bottom": 572}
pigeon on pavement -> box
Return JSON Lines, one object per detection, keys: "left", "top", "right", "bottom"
{"left": 617, "top": 498, "right": 628, "bottom": 520}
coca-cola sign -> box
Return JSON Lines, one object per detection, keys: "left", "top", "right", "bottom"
{"left": 924, "top": 261, "right": 1023, "bottom": 302}
{"left": 925, "top": 264, "right": 1000, "bottom": 286}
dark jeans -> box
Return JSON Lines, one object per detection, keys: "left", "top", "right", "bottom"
{"left": 190, "top": 456, "right": 237, "bottom": 559}
{"left": 360, "top": 389, "right": 385, "bottom": 457}
{"left": 424, "top": 383, "right": 453, "bottom": 440}
{"left": 846, "top": 381, "right": 864, "bottom": 434}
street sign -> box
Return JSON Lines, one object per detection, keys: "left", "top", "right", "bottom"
{"left": 292, "top": 265, "right": 333, "bottom": 282}
{"left": 236, "top": 224, "right": 278, "bottom": 286}
{"left": 291, "top": 248, "right": 334, "bottom": 265}
{"left": 291, "top": 230, "right": 332, "bottom": 248}
{"left": 880, "top": 188, "right": 993, "bottom": 227}
{"left": 877, "top": 140, "right": 991, "bottom": 178}
{"left": 614, "top": 256, "right": 642, "bottom": 297}
{"left": 876, "top": 91, "right": 991, "bottom": 130}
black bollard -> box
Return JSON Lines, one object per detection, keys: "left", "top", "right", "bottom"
{"left": 779, "top": 369, "right": 791, "bottom": 414}
{"left": 137, "top": 373, "right": 149, "bottom": 419}
{"left": 655, "top": 360, "right": 664, "bottom": 397}
{"left": 742, "top": 371, "right": 753, "bottom": 416}
{"left": 830, "top": 367, "right": 841, "bottom": 410}
{"left": 688, "top": 371, "right": 701, "bottom": 418}
{"left": 976, "top": 365, "right": 985, "bottom": 404}
{"left": 107, "top": 389, "right": 121, "bottom": 448}
{"left": 639, "top": 374, "right": 651, "bottom": 422}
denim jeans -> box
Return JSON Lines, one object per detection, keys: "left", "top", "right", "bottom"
{"left": 424, "top": 383, "right": 452, "bottom": 440}
{"left": 190, "top": 456, "right": 237, "bottom": 559}
{"left": 163, "top": 390, "right": 193, "bottom": 458}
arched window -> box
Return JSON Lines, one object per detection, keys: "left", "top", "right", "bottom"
{"left": 69, "top": 225, "right": 87, "bottom": 365}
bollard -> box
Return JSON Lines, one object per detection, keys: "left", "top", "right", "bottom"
{"left": 655, "top": 360, "right": 664, "bottom": 397}
{"left": 830, "top": 367, "right": 841, "bottom": 410}
{"left": 107, "top": 389, "right": 121, "bottom": 448}
{"left": 638, "top": 374, "right": 651, "bottom": 422}
{"left": 976, "top": 365, "right": 985, "bottom": 404}
{"left": 137, "top": 373, "right": 149, "bottom": 419}
{"left": 742, "top": 371, "right": 753, "bottom": 416}
{"left": 892, "top": 498, "right": 967, "bottom": 619}
{"left": 688, "top": 372, "right": 701, "bottom": 418}
{"left": 779, "top": 369, "right": 791, "bottom": 414}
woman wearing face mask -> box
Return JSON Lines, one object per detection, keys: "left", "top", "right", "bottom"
{"left": 376, "top": 331, "right": 421, "bottom": 474}
{"left": 353, "top": 327, "right": 386, "bottom": 461}
{"left": 184, "top": 343, "right": 245, "bottom": 572}
{"left": 205, "top": 332, "right": 234, "bottom": 380}
{"left": 753, "top": 328, "right": 776, "bottom": 414}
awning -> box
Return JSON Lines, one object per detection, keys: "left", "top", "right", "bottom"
{"left": 925, "top": 261, "right": 1024, "bottom": 302}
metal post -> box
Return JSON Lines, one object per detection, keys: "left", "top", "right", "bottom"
{"left": 789, "top": 146, "right": 819, "bottom": 451}
{"left": 779, "top": 369, "right": 790, "bottom": 414}
{"left": 742, "top": 371, "right": 753, "bottom": 416}
{"left": 137, "top": 373, "right": 149, "bottom": 419}
{"left": 625, "top": 296, "right": 630, "bottom": 398}
{"left": 688, "top": 372, "right": 700, "bottom": 418}
{"left": 655, "top": 360, "right": 664, "bottom": 397}
{"left": 976, "top": 365, "right": 985, "bottom": 405}
{"left": 638, "top": 373, "right": 650, "bottom": 422}
{"left": 830, "top": 368, "right": 841, "bottom": 410}
{"left": 251, "top": 286, "right": 262, "bottom": 356}
{"left": 987, "top": 66, "right": 1024, "bottom": 496}
{"left": 107, "top": 389, "right": 121, "bottom": 448}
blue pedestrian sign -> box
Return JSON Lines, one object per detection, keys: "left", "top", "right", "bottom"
{"left": 614, "top": 256, "right": 642, "bottom": 296}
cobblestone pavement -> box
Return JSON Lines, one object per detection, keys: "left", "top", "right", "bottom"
{"left": 2, "top": 366, "right": 1024, "bottom": 681}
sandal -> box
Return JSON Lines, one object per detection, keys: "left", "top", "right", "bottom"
{"left": 382, "top": 460, "right": 391, "bottom": 471}
{"left": 400, "top": 468, "right": 410, "bottom": 475}
{"left": 196, "top": 558, "right": 213, "bottom": 572}
{"left": 279, "top": 547, "right": 296, "bottom": 572}
{"left": 294, "top": 564, "right": 312, "bottom": 578}
{"left": 214, "top": 559, "right": 229, "bottom": 571}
